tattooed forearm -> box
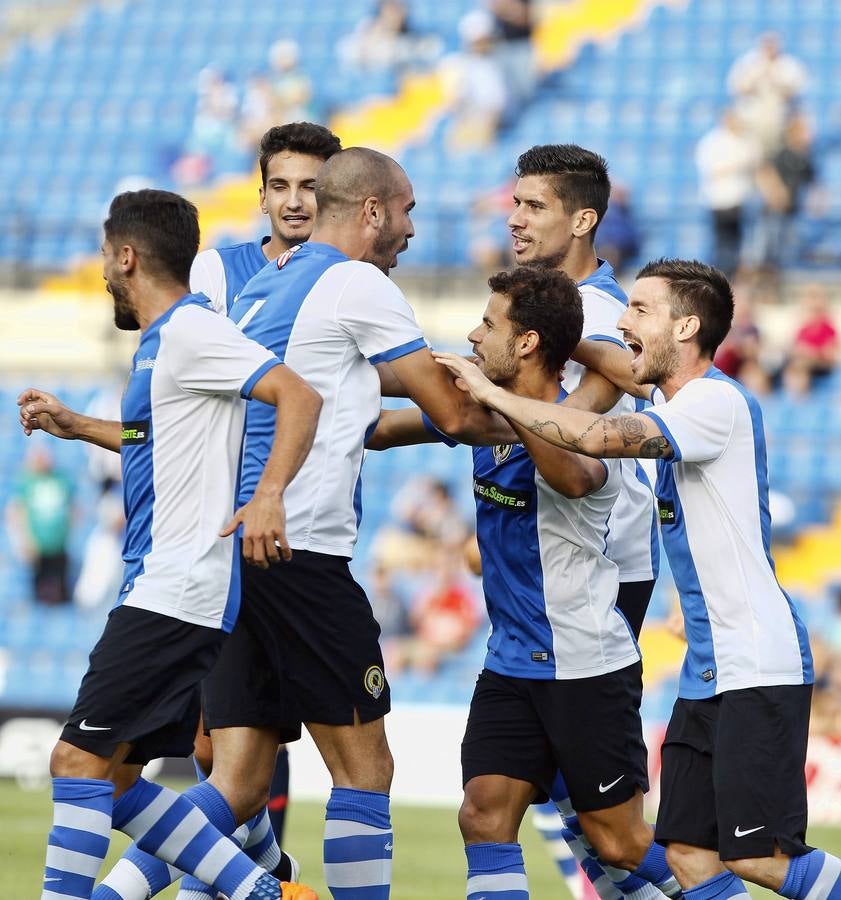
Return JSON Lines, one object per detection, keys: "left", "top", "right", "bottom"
{"left": 639, "top": 436, "right": 672, "bottom": 458}
{"left": 613, "top": 415, "right": 647, "bottom": 448}
{"left": 528, "top": 419, "right": 566, "bottom": 442}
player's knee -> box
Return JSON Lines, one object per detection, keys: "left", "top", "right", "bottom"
{"left": 193, "top": 735, "right": 213, "bottom": 776}
{"left": 49, "top": 740, "right": 92, "bottom": 779}
{"left": 723, "top": 856, "right": 763, "bottom": 882}
{"left": 587, "top": 829, "right": 633, "bottom": 870}
{"left": 665, "top": 842, "right": 703, "bottom": 884}
{"left": 458, "top": 792, "right": 514, "bottom": 844}
{"left": 209, "top": 771, "right": 271, "bottom": 825}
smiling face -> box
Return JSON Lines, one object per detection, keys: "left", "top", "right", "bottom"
{"left": 259, "top": 151, "right": 324, "bottom": 248}
{"left": 618, "top": 277, "right": 682, "bottom": 385}
{"left": 468, "top": 292, "right": 520, "bottom": 385}
{"left": 507, "top": 174, "right": 579, "bottom": 269}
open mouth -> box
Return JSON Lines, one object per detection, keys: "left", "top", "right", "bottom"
{"left": 511, "top": 233, "right": 530, "bottom": 253}
{"left": 625, "top": 338, "right": 643, "bottom": 359}
{"left": 282, "top": 215, "right": 309, "bottom": 226}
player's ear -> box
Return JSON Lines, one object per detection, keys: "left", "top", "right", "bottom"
{"left": 572, "top": 208, "right": 598, "bottom": 239}
{"left": 676, "top": 315, "right": 701, "bottom": 343}
{"left": 520, "top": 329, "right": 540, "bottom": 358}
{"left": 363, "top": 196, "right": 381, "bottom": 229}
{"left": 120, "top": 244, "right": 138, "bottom": 275}
{"left": 258, "top": 184, "right": 268, "bottom": 215}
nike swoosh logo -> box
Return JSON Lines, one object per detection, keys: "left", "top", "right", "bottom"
{"left": 44, "top": 878, "right": 62, "bottom": 883}
{"left": 734, "top": 825, "right": 765, "bottom": 837}
{"left": 598, "top": 775, "right": 625, "bottom": 793}
{"left": 384, "top": 842, "right": 393, "bottom": 851}
{"left": 79, "top": 719, "right": 111, "bottom": 731}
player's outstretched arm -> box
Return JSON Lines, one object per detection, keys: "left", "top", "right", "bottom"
{"left": 387, "top": 347, "right": 517, "bottom": 445}
{"left": 570, "top": 340, "right": 653, "bottom": 401}
{"left": 221, "top": 365, "right": 322, "bottom": 569}
{"left": 564, "top": 367, "right": 623, "bottom": 414}
{"left": 366, "top": 408, "right": 443, "bottom": 450}
{"left": 432, "top": 353, "right": 673, "bottom": 460}
{"left": 17, "top": 388, "right": 122, "bottom": 452}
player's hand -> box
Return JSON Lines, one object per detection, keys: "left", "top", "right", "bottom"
{"left": 221, "top": 492, "right": 292, "bottom": 568}
{"left": 18, "top": 388, "right": 80, "bottom": 439}
{"left": 431, "top": 352, "right": 497, "bottom": 406}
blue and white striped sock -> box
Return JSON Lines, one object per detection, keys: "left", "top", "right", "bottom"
{"left": 465, "top": 843, "right": 529, "bottom": 899}
{"left": 632, "top": 841, "right": 682, "bottom": 899}
{"left": 42, "top": 777, "right": 113, "bottom": 900}
{"left": 111, "top": 778, "right": 273, "bottom": 900}
{"left": 683, "top": 872, "right": 749, "bottom": 900}
{"left": 780, "top": 849, "right": 841, "bottom": 900}
{"left": 532, "top": 801, "right": 585, "bottom": 898}
{"left": 92, "top": 841, "right": 180, "bottom": 899}
{"left": 323, "top": 787, "right": 392, "bottom": 898}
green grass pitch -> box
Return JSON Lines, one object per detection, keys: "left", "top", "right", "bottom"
{"left": 3, "top": 779, "right": 840, "bottom": 898}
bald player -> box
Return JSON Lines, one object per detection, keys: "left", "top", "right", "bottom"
{"left": 133, "top": 148, "right": 513, "bottom": 900}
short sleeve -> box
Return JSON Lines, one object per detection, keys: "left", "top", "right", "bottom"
{"left": 336, "top": 264, "right": 427, "bottom": 364}
{"left": 164, "top": 305, "right": 280, "bottom": 398}
{"left": 641, "top": 379, "right": 735, "bottom": 463}
{"left": 189, "top": 250, "right": 227, "bottom": 316}
{"left": 579, "top": 285, "right": 626, "bottom": 348}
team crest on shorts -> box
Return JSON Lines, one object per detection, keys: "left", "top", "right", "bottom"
{"left": 364, "top": 665, "right": 385, "bottom": 699}
{"left": 493, "top": 444, "right": 513, "bottom": 465}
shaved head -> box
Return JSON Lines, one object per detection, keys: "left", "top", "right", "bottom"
{"left": 315, "top": 147, "right": 407, "bottom": 218}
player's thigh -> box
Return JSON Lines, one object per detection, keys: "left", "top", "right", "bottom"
{"left": 460, "top": 774, "right": 539, "bottom": 844}
{"left": 543, "top": 662, "right": 649, "bottom": 813}
{"left": 306, "top": 714, "right": 392, "bottom": 790}
{"left": 461, "top": 669, "right": 556, "bottom": 802}
{"left": 655, "top": 697, "right": 719, "bottom": 853}
{"left": 714, "top": 684, "right": 812, "bottom": 861}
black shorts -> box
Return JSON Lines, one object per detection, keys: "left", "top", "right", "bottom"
{"left": 462, "top": 664, "right": 649, "bottom": 811}
{"left": 655, "top": 685, "right": 813, "bottom": 860}
{"left": 63, "top": 605, "right": 225, "bottom": 765}
{"left": 203, "top": 549, "right": 390, "bottom": 735}
{"left": 616, "top": 580, "right": 655, "bottom": 641}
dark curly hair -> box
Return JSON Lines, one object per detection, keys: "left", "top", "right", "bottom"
{"left": 488, "top": 265, "right": 584, "bottom": 374}
{"left": 259, "top": 122, "right": 342, "bottom": 185}
{"left": 515, "top": 144, "right": 610, "bottom": 239}
{"left": 636, "top": 258, "right": 734, "bottom": 357}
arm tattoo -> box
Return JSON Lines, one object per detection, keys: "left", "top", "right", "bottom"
{"left": 528, "top": 418, "right": 566, "bottom": 442}
{"left": 614, "top": 415, "right": 647, "bottom": 447}
{"left": 639, "top": 436, "right": 672, "bottom": 458}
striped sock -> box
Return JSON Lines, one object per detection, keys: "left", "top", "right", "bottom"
{"left": 465, "top": 842, "right": 529, "bottom": 899}
{"left": 633, "top": 841, "right": 682, "bottom": 899}
{"left": 780, "top": 850, "right": 841, "bottom": 900}
{"left": 683, "top": 872, "right": 749, "bottom": 900}
{"left": 323, "top": 787, "right": 392, "bottom": 898}
{"left": 111, "top": 778, "right": 274, "bottom": 900}
{"left": 549, "top": 774, "right": 667, "bottom": 900}
{"left": 532, "top": 801, "right": 585, "bottom": 899}
{"left": 92, "top": 842, "right": 180, "bottom": 899}
{"left": 42, "top": 777, "right": 113, "bottom": 900}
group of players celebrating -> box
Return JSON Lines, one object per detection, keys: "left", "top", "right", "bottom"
{"left": 22, "top": 122, "right": 841, "bottom": 900}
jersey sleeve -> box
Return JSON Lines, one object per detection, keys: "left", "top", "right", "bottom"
{"left": 336, "top": 264, "right": 427, "bottom": 363}
{"left": 189, "top": 250, "right": 227, "bottom": 316}
{"left": 641, "top": 379, "right": 735, "bottom": 463}
{"left": 165, "top": 305, "right": 281, "bottom": 399}
{"left": 579, "top": 285, "right": 626, "bottom": 347}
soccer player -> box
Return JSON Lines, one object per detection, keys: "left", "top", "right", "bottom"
{"left": 434, "top": 258, "right": 841, "bottom": 900}
{"left": 507, "top": 143, "right": 660, "bottom": 899}
{"left": 21, "top": 189, "right": 322, "bottom": 900}
{"left": 156, "top": 147, "right": 513, "bottom": 900}
{"left": 368, "top": 265, "right": 677, "bottom": 900}
{"left": 190, "top": 121, "right": 341, "bottom": 315}
{"left": 92, "top": 123, "right": 342, "bottom": 900}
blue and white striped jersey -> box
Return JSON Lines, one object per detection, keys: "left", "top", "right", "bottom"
{"left": 189, "top": 237, "right": 271, "bottom": 315}
{"left": 643, "top": 367, "right": 814, "bottom": 697}
{"left": 473, "top": 420, "right": 639, "bottom": 681}
{"left": 117, "top": 294, "right": 280, "bottom": 631}
{"left": 563, "top": 259, "right": 658, "bottom": 583}
{"left": 230, "top": 242, "right": 427, "bottom": 557}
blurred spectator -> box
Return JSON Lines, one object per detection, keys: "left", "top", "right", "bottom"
{"left": 596, "top": 183, "right": 641, "bottom": 279}
{"left": 751, "top": 114, "right": 816, "bottom": 288}
{"left": 468, "top": 179, "right": 516, "bottom": 271}
{"left": 73, "top": 487, "right": 125, "bottom": 611}
{"left": 487, "top": 0, "right": 535, "bottom": 120}
{"left": 338, "top": 1, "right": 442, "bottom": 74}
{"left": 443, "top": 10, "right": 509, "bottom": 152}
{"left": 6, "top": 446, "right": 74, "bottom": 605}
{"left": 727, "top": 32, "right": 807, "bottom": 157}
{"left": 781, "top": 284, "right": 839, "bottom": 395}
{"left": 695, "top": 109, "right": 762, "bottom": 278}
{"left": 713, "top": 282, "right": 768, "bottom": 394}
{"left": 82, "top": 377, "right": 123, "bottom": 495}
{"left": 173, "top": 66, "right": 240, "bottom": 185}
{"left": 367, "top": 562, "right": 415, "bottom": 674}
